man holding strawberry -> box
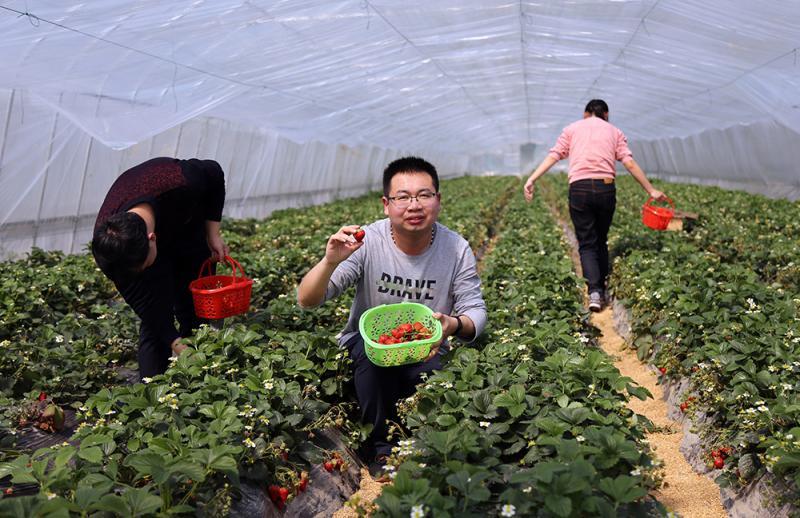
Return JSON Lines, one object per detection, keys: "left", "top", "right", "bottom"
{"left": 297, "top": 156, "right": 487, "bottom": 471}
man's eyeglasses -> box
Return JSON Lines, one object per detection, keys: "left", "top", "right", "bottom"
{"left": 386, "top": 191, "right": 439, "bottom": 209}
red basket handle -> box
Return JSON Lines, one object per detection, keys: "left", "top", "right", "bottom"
{"left": 644, "top": 196, "right": 675, "bottom": 211}
{"left": 197, "top": 255, "right": 247, "bottom": 282}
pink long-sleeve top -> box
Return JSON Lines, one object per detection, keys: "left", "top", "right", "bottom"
{"left": 547, "top": 116, "right": 634, "bottom": 183}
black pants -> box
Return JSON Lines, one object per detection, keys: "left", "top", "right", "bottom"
{"left": 568, "top": 179, "right": 616, "bottom": 294}
{"left": 137, "top": 231, "right": 211, "bottom": 378}
{"left": 346, "top": 335, "right": 441, "bottom": 458}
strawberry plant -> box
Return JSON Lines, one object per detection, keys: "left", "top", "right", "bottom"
{"left": 375, "top": 185, "right": 663, "bottom": 517}
{"left": 540, "top": 173, "right": 800, "bottom": 510}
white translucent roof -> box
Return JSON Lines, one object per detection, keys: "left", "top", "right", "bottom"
{"left": 3, "top": 0, "right": 799, "bottom": 154}
{"left": 1, "top": 1, "right": 799, "bottom": 258}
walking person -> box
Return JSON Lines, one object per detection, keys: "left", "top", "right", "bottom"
{"left": 92, "top": 157, "right": 229, "bottom": 379}
{"left": 523, "top": 99, "right": 666, "bottom": 311}
{"left": 297, "top": 156, "right": 487, "bottom": 472}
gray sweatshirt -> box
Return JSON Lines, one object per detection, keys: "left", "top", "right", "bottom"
{"left": 324, "top": 218, "right": 488, "bottom": 348}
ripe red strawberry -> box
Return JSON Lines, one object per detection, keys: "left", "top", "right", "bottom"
{"left": 279, "top": 487, "right": 289, "bottom": 501}
{"left": 354, "top": 229, "right": 366, "bottom": 242}
{"left": 298, "top": 477, "right": 308, "bottom": 492}
{"left": 714, "top": 457, "right": 724, "bottom": 469}
{"left": 268, "top": 484, "right": 280, "bottom": 502}
{"left": 323, "top": 461, "right": 334, "bottom": 472}
{"left": 679, "top": 402, "right": 687, "bottom": 412}
{"left": 658, "top": 367, "right": 666, "bottom": 375}
{"left": 38, "top": 391, "right": 47, "bottom": 401}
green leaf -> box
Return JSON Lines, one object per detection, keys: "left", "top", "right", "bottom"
{"left": 544, "top": 494, "right": 572, "bottom": 517}
{"left": 125, "top": 452, "right": 169, "bottom": 485}
{"left": 54, "top": 446, "right": 76, "bottom": 469}
{"left": 436, "top": 415, "right": 457, "bottom": 427}
{"left": 626, "top": 383, "right": 651, "bottom": 401}
{"left": 597, "top": 475, "right": 648, "bottom": 504}
{"left": 78, "top": 446, "right": 104, "bottom": 464}
{"left": 75, "top": 486, "right": 109, "bottom": 510}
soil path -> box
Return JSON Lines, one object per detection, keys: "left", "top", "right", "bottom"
{"left": 541, "top": 185, "right": 728, "bottom": 517}
{"left": 591, "top": 308, "right": 727, "bottom": 517}
{"left": 332, "top": 468, "right": 385, "bottom": 518}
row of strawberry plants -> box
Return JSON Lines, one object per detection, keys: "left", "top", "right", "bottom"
{"left": 373, "top": 185, "right": 664, "bottom": 517}
{"left": 612, "top": 183, "right": 800, "bottom": 506}
{"left": 0, "top": 249, "right": 140, "bottom": 448}
{"left": 0, "top": 176, "right": 520, "bottom": 515}
{"left": 650, "top": 180, "right": 799, "bottom": 294}
{"left": 0, "top": 177, "right": 496, "bottom": 447}
{"left": 542, "top": 174, "right": 800, "bottom": 508}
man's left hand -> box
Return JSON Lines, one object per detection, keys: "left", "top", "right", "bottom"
{"left": 424, "top": 312, "right": 459, "bottom": 362}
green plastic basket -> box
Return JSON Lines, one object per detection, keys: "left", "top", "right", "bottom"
{"left": 358, "top": 302, "right": 443, "bottom": 367}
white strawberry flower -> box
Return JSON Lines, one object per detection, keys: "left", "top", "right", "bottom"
{"left": 500, "top": 504, "right": 516, "bottom": 517}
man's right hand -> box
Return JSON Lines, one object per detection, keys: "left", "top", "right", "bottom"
{"left": 171, "top": 338, "right": 188, "bottom": 356}
{"left": 324, "top": 225, "right": 365, "bottom": 265}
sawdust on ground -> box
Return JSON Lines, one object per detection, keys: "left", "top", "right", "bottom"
{"left": 332, "top": 468, "right": 386, "bottom": 517}
{"left": 592, "top": 308, "right": 728, "bottom": 518}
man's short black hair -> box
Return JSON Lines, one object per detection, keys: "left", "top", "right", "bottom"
{"left": 382, "top": 156, "right": 439, "bottom": 196}
{"left": 91, "top": 212, "right": 149, "bottom": 278}
{"left": 584, "top": 99, "right": 609, "bottom": 120}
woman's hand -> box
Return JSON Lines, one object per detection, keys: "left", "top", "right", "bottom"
{"left": 205, "top": 221, "right": 229, "bottom": 261}
{"left": 171, "top": 338, "right": 188, "bottom": 356}
{"left": 207, "top": 232, "right": 229, "bottom": 261}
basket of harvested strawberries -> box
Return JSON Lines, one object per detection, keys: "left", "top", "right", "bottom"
{"left": 358, "top": 302, "right": 442, "bottom": 367}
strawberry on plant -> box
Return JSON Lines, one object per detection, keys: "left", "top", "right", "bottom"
{"left": 658, "top": 367, "right": 666, "bottom": 375}
{"left": 268, "top": 484, "right": 280, "bottom": 502}
{"left": 714, "top": 457, "right": 724, "bottom": 469}
{"left": 323, "top": 461, "right": 334, "bottom": 472}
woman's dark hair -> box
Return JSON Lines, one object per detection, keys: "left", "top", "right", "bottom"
{"left": 584, "top": 99, "right": 609, "bottom": 120}
{"left": 92, "top": 212, "right": 149, "bottom": 277}
{"left": 383, "top": 156, "right": 439, "bottom": 196}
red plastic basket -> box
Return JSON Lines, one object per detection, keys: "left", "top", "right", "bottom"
{"left": 189, "top": 256, "right": 253, "bottom": 319}
{"left": 642, "top": 196, "right": 675, "bottom": 230}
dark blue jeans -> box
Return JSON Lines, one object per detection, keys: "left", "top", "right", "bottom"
{"left": 346, "top": 335, "right": 441, "bottom": 459}
{"left": 568, "top": 179, "right": 616, "bottom": 294}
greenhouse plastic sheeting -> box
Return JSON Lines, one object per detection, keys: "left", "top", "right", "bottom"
{"left": 0, "top": 89, "right": 470, "bottom": 258}
{"left": 1, "top": 1, "right": 799, "bottom": 257}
